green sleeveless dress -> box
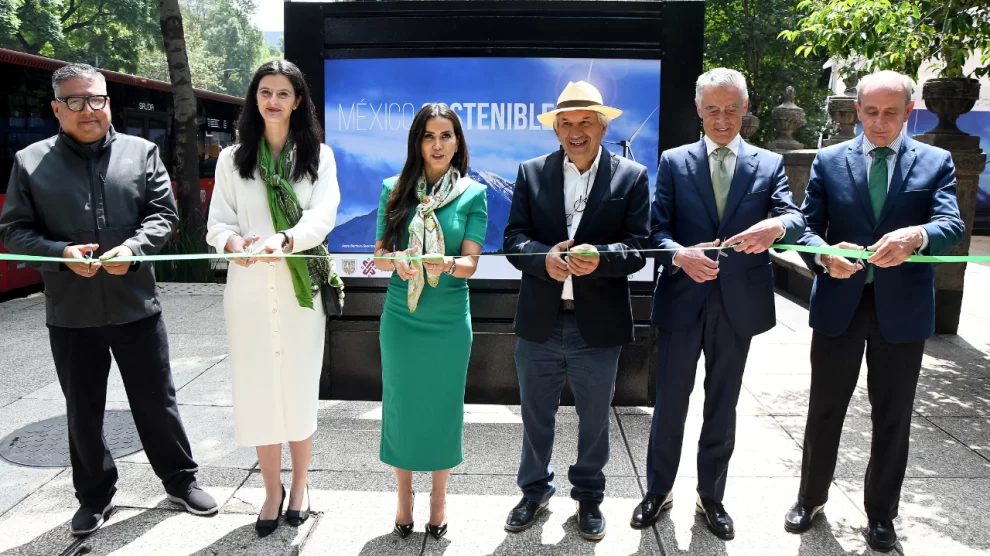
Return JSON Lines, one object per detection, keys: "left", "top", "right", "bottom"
{"left": 376, "top": 177, "right": 488, "bottom": 471}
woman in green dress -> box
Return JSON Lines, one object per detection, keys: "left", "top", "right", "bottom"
{"left": 373, "top": 103, "right": 488, "bottom": 540}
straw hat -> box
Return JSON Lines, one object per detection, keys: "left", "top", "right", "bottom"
{"left": 537, "top": 81, "right": 623, "bottom": 127}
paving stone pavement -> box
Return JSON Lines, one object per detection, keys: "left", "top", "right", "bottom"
{"left": 0, "top": 264, "right": 988, "bottom": 555}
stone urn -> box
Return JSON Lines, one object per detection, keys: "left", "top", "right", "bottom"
{"left": 822, "top": 95, "right": 858, "bottom": 146}
{"left": 768, "top": 86, "right": 805, "bottom": 151}
{"left": 740, "top": 110, "right": 760, "bottom": 142}
{"left": 912, "top": 77, "right": 985, "bottom": 334}
{"left": 922, "top": 78, "right": 980, "bottom": 135}
{"left": 841, "top": 71, "right": 859, "bottom": 96}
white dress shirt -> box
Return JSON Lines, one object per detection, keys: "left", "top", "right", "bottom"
{"left": 816, "top": 133, "right": 927, "bottom": 269}
{"left": 561, "top": 146, "right": 602, "bottom": 300}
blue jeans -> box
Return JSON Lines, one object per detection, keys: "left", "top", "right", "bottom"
{"left": 515, "top": 311, "right": 621, "bottom": 504}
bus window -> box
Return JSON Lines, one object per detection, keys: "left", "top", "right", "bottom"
{"left": 199, "top": 131, "right": 231, "bottom": 179}
{"left": 148, "top": 118, "right": 168, "bottom": 162}
{"left": 124, "top": 116, "right": 145, "bottom": 139}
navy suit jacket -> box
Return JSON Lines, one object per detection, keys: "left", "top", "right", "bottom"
{"left": 503, "top": 147, "right": 650, "bottom": 348}
{"left": 798, "top": 134, "right": 964, "bottom": 343}
{"left": 650, "top": 138, "right": 805, "bottom": 338}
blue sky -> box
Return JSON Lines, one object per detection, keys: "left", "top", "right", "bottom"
{"left": 323, "top": 57, "right": 661, "bottom": 225}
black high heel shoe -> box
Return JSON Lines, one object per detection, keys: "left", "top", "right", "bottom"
{"left": 394, "top": 491, "right": 415, "bottom": 538}
{"left": 255, "top": 485, "right": 286, "bottom": 538}
{"left": 426, "top": 494, "right": 448, "bottom": 540}
{"left": 285, "top": 485, "right": 310, "bottom": 527}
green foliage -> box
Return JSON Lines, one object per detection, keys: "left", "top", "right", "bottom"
{"left": 781, "top": 0, "right": 990, "bottom": 80}
{"left": 136, "top": 4, "right": 224, "bottom": 91}
{"left": 137, "top": 0, "right": 274, "bottom": 97}
{"left": 0, "top": 0, "right": 161, "bottom": 73}
{"left": 200, "top": 0, "right": 266, "bottom": 97}
{"left": 0, "top": 1, "right": 273, "bottom": 97}
{"left": 153, "top": 226, "right": 216, "bottom": 283}
{"left": 705, "top": 0, "right": 833, "bottom": 148}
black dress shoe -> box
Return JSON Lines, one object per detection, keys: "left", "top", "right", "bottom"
{"left": 784, "top": 502, "right": 823, "bottom": 533}
{"left": 867, "top": 519, "right": 897, "bottom": 552}
{"left": 696, "top": 496, "right": 734, "bottom": 540}
{"left": 577, "top": 500, "right": 606, "bottom": 541}
{"left": 255, "top": 485, "right": 286, "bottom": 538}
{"left": 285, "top": 485, "right": 310, "bottom": 527}
{"left": 504, "top": 497, "right": 548, "bottom": 532}
{"left": 394, "top": 492, "right": 415, "bottom": 538}
{"left": 70, "top": 500, "right": 114, "bottom": 536}
{"left": 631, "top": 492, "right": 673, "bottom": 529}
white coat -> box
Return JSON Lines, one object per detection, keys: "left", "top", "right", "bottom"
{"left": 206, "top": 143, "right": 340, "bottom": 446}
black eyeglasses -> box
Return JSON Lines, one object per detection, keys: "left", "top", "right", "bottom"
{"left": 55, "top": 95, "right": 109, "bottom": 111}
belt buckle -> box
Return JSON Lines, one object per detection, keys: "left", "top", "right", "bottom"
{"left": 560, "top": 299, "right": 576, "bottom": 312}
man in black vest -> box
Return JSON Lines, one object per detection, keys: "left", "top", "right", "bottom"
{"left": 502, "top": 81, "right": 650, "bottom": 541}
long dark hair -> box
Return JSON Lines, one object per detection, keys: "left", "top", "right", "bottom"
{"left": 380, "top": 103, "right": 470, "bottom": 252}
{"left": 233, "top": 60, "right": 322, "bottom": 183}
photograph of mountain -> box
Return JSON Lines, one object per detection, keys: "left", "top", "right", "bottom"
{"left": 322, "top": 57, "right": 662, "bottom": 274}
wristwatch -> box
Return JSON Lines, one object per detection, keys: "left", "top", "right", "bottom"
{"left": 445, "top": 258, "right": 457, "bottom": 276}
{"left": 281, "top": 232, "right": 292, "bottom": 251}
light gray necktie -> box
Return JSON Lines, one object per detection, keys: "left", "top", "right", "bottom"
{"left": 712, "top": 147, "right": 731, "bottom": 219}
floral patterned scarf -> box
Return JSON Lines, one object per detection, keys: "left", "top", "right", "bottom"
{"left": 406, "top": 167, "right": 470, "bottom": 312}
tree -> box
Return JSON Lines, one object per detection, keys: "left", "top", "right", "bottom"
{"left": 781, "top": 0, "right": 990, "bottom": 80}
{"left": 200, "top": 0, "right": 265, "bottom": 97}
{"left": 706, "top": 0, "right": 833, "bottom": 148}
{"left": 136, "top": 0, "right": 270, "bottom": 97}
{"left": 136, "top": 2, "right": 223, "bottom": 91}
{"left": 0, "top": 0, "right": 161, "bottom": 73}
{"left": 157, "top": 0, "right": 203, "bottom": 252}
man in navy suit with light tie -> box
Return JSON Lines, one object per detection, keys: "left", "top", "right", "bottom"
{"left": 783, "top": 71, "right": 963, "bottom": 552}
{"left": 631, "top": 68, "right": 805, "bottom": 539}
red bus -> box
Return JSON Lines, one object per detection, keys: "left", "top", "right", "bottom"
{"left": 0, "top": 48, "right": 244, "bottom": 293}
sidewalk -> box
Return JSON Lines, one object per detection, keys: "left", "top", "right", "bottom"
{"left": 0, "top": 259, "right": 988, "bottom": 555}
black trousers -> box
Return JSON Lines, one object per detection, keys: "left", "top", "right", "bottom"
{"left": 798, "top": 285, "right": 925, "bottom": 521}
{"left": 646, "top": 286, "right": 752, "bottom": 502}
{"left": 48, "top": 313, "right": 198, "bottom": 505}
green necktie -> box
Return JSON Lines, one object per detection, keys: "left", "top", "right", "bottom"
{"left": 866, "top": 146, "right": 893, "bottom": 283}
{"left": 712, "top": 147, "right": 732, "bottom": 219}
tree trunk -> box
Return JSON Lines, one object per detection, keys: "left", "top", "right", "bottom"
{"left": 157, "top": 0, "right": 205, "bottom": 249}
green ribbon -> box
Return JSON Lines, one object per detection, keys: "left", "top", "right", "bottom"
{"left": 2, "top": 244, "right": 988, "bottom": 264}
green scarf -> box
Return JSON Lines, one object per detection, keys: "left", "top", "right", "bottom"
{"left": 258, "top": 135, "right": 332, "bottom": 310}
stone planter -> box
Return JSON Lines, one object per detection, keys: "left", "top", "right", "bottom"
{"left": 768, "top": 86, "right": 805, "bottom": 152}
{"left": 913, "top": 77, "right": 985, "bottom": 334}
{"left": 822, "top": 95, "right": 858, "bottom": 147}
{"left": 740, "top": 111, "right": 760, "bottom": 142}
{"left": 922, "top": 77, "right": 980, "bottom": 135}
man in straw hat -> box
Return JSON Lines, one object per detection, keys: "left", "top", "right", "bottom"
{"left": 502, "top": 80, "right": 650, "bottom": 541}
{"left": 631, "top": 68, "right": 804, "bottom": 540}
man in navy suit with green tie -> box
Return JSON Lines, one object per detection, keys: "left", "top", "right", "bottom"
{"left": 783, "top": 71, "right": 963, "bottom": 552}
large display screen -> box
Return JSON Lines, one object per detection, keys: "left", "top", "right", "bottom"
{"left": 323, "top": 57, "right": 661, "bottom": 279}
{"left": 907, "top": 108, "right": 990, "bottom": 214}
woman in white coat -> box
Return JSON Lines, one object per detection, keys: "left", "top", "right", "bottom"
{"left": 206, "top": 60, "right": 340, "bottom": 537}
